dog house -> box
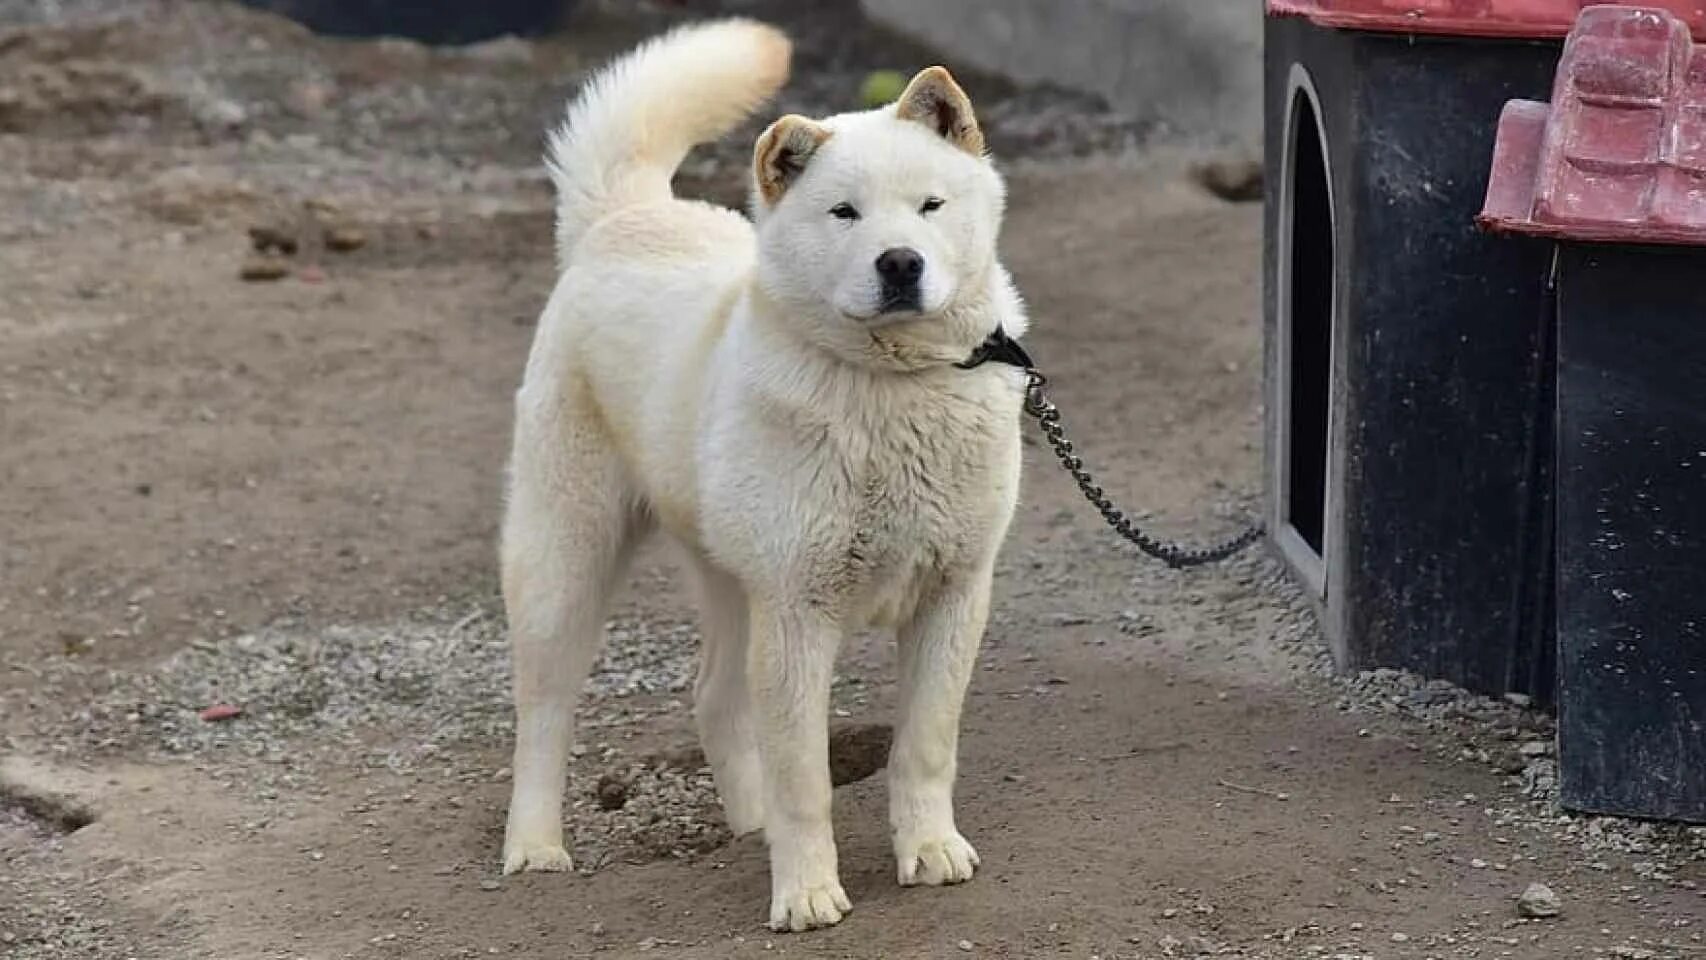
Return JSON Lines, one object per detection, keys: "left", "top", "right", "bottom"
{"left": 1478, "top": 4, "right": 1706, "bottom": 822}
{"left": 1264, "top": 1, "right": 1573, "bottom": 698}
{"left": 1264, "top": 0, "right": 1706, "bottom": 703}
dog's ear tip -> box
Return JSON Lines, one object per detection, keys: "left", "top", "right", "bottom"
{"left": 753, "top": 115, "right": 831, "bottom": 203}
{"left": 895, "top": 66, "right": 981, "bottom": 154}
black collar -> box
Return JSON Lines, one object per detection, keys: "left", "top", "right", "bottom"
{"left": 955, "top": 326, "right": 1033, "bottom": 371}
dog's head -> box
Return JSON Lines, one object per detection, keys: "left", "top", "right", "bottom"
{"left": 750, "top": 67, "right": 1008, "bottom": 366}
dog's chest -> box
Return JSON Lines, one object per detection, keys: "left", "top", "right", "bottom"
{"left": 811, "top": 403, "right": 1014, "bottom": 626}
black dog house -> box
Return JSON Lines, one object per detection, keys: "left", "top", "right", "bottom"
{"left": 1263, "top": 0, "right": 1594, "bottom": 698}
{"left": 1478, "top": 5, "right": 1706, "bottom": 822}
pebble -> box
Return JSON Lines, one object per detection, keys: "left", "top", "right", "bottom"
{"left": 479, "top": 879, "right": 500, "bottom": 892}
{"left": 192, "top": 96, "right": 248, "bottom": 133}
{"left": 1517, "top": 882, "right": 1562, "bottom": 918}
{"left": 956, "top": 938, "right": 973, "bottom": 952}
{"left": 458, "top": 35, "right": 536, "bottom": 66}
{"left": 239, "top": 254, "right": 290, "bottom": 281}
{"left": 248, "top": 224, "right": 299, "bottom": 255}
{"left": 1390, "top": 932, "right": 1409, "bottom": 943}
{"left": 198, "top": 703, "right": 242, "bottom": 723}
{"left": 324, "top": 226, "right": 367, "bottom": 252}
{"left": 1190, "top": 157, "right": 1263, "bottom": 203}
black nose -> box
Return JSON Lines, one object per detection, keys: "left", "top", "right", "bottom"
{"left": 875, "top": 247, "right": 924, "bottom": 286}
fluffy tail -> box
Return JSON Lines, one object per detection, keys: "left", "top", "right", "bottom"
{"left": 545, "top": 19, "right": 792, "bottom": 267}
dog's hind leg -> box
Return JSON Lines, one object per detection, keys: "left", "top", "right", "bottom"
{"left": 500, "top": 427, "right": 640, "bottom": 875}
{"left": 685, "top": 555, "right": 764, "bottom": 836}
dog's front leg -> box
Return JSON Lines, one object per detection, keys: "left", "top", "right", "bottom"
{"left": 749, "top": 601, "right": 849, "bottom": 932}
{"left": 889, "top": 566, "right": 992, "bottom": 887}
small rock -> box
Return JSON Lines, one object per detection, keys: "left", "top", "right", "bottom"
{"left": 1390, "top": 931, "right": 1409, "bottom": 943}
{"left": 324, "top": 225, "right": 367, "bottom": 252}
{"left": 1517, "top": 882, "right": 1561, "bottom": 918}
{"left": 956, "top": 939, "right": 973, "bottom": 952}
{"left": 240, "top": 255, "right": 290, "bottom": 282}
{"left": 247, "top": 224, "right": 298, "bottom": 255}
{"left": 193, "top": 96, "right": 247, "bottom": 133}
{"left": 304, "top": 196, "right": 342, "bottom": 220}
{"left": 199, "top": 703, "right": 242, "bottom": 723}
{"left": 596, "top": 774, "right": 630, "bottom": 811}
{"left": 285, "top": 80, "right": 334, "bottom": 117}
{"left": 1518, "top": 739, "right": 1552, "bottom": 758}
{"left": 1190, "top": 157, "right": 1263, "bottom": 202}
{"left": 1504, "top": 692, "right": 1533, "bottom": 708}
{"left": 479, "top": 879, "right": 501, "bottom": 892}
{"left": 459, "top": 35, "right": 535, "bottom": 66}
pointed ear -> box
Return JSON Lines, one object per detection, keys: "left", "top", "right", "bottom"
{"left": 895, "top": 66, "right": 983, "bottom": 155}
{"left": 753, "top": 114, "right": 831, "bottom": 204}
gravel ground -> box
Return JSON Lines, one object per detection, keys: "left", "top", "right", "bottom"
{"left": 2, "top": 2, "right": 1702, "bottom": 957}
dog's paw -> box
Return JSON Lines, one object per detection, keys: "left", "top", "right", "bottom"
{"left": 895, "top": 830, "right": 979, "bottom": 887}
{"left": 768, "top": 878, "right": 852, "bottom": 932}
{"left": 502, "top": 840, "right": 574, "bottom": 875}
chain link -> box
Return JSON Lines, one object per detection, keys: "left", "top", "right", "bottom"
{"left": 1023, "top": 369, "right": 1265, "bottom": 569}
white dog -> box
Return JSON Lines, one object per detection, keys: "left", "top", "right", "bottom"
{"left": 498, "top": 18, "right": 1030, "bottom": 932}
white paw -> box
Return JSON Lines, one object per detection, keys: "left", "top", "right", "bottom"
{"left": 768, "top": 877, "right": 851, "bottom": 932}
{"left": 502, "top": 839, "right": 574, "bottom": 875}
{"left": 895, "top": 830, "right": 979, "bottom": 887}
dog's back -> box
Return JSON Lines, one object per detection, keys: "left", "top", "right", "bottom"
{"left": 516, "top": 20, "right": 792, "bottom": 536}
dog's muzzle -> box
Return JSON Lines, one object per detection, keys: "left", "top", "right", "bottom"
{"left": 875, "top": 246, "right": 924, "bottom": 314}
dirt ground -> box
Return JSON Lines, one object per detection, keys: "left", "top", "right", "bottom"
{"left": 1, "top": 2, "right": 1702, "bottom": 959}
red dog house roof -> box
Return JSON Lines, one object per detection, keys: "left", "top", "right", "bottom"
{"left": 1479, "top": 5, "right": 1706, "bottom": 245}
{"left": 1269, "top": 0, "right": 1706, "bottom": 40}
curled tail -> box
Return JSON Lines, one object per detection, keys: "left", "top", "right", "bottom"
{"left": 545, "top": 19, "right": 792, "bottom": 267}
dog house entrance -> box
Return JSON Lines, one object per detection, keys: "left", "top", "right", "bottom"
{"left": 1277, "top": 75, "right": 1333, "bottom": 590}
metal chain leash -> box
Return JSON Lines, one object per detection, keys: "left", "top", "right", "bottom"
{"left": 1021, "top": 368, "right": 1265, "bottom": 569}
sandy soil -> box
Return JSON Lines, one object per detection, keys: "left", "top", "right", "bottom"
{"left": 1, "top": 2, "right": 1701, "bottom": 959}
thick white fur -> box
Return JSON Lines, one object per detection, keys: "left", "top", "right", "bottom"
{"left": 499, "top": 18, "right": 1029, "bottom": 933}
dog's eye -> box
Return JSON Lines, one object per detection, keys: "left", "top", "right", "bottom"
{"left": 919, "top": 196, "right": 945, "bottom": 214}
{"left": 829, "top": 202, "right": 861, "bottom": 221}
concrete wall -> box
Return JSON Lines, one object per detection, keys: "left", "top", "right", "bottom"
{"left": 860, "top": 0, "right": 1262, "bottom": 150}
